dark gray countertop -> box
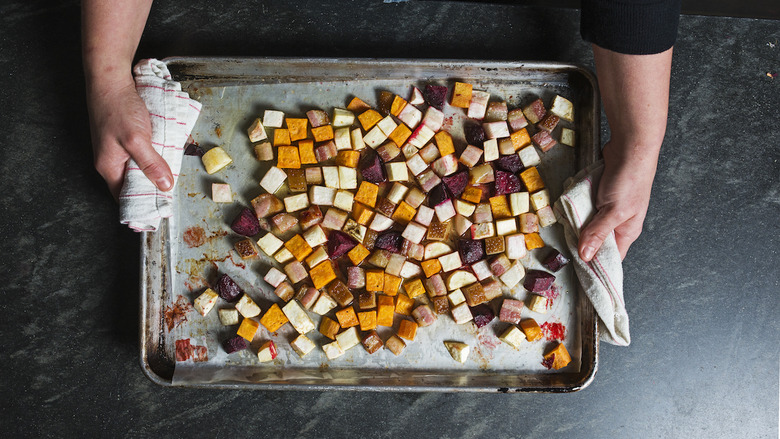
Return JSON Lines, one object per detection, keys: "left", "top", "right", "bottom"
{"left": 1, "top": 1, "right": 777, "bottom": 437}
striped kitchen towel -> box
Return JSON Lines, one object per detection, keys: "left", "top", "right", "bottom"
{"left": 553, "top": 160, "right": 630, "bottom": 346}
{"left": 119, "top": 59, "right": 202, "bottom": 232}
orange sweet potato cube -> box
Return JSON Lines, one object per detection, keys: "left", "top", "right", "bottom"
{"left": 347, "top": 243, "right": 370, "bottom": 265}
{"left": 489, "top": 195, "right": 512, "bottom": 219}
{"left": 395, "top": 294, "right": 414, "bottom": 316}
{"left": 544, "top": 342, "right": 572, "bottom": 370}
{"left": 434, "top": 131, "right": 455, "bottom": 156}
{"left": 520, "top": 319, "right": 543, "bottom": 342}
{"left": 311, "top": 125, "right": 334, "bottom": 143}
{"left": 403, "top": 278, "right": 426, "bottom": 299}
{"left": 388, "top": 124, "right": 412, "bottom": 147}
{"left": 366, "top": 270, "right": 385, "bottom": 292}
{"left": 397, "top": 319, "right": 418, "bottom": 341}
{"left": 421, "top": 259, "right": 442, "bottom": 278}
{"left": 354, "top": 182, "right": 379, "bottom": 208}
{"left": 277, "top": 146, "right": 301, "bottom": 169}
{"left": 347, "top": 97, "right": 372, "bottom": 112}
{"left": 391, "top": 201, "right": 417, "bottom": 225}
{"left": 237, "top": 318, "right": 260, "bottom": 341}
{"left": 358, "top": 310, "right": 378, "bottom": 331}
{"left": 335, "top": 307, "right": 359, "bottom": 328}
{"left": 525, "top": 232, "right": 545, "bottom": 250}
{"left": 376, "top": 295, "right": 395, "bottom": 327}
{"left": 384, "top": 273, "right": 402, "bottom": 296}
{"left": 390, "top": 95, "right": 408, "bottom": 116}
{"left": 352, "top": 203, "right": 375, "bottom": 226}
{"left": 520, "top": 167, "right": 545, "bottom": 193}
{"left": 510, "top": 128, "right": 531, "bottom": 150}
{"left": 320, "top": 316, "right": 340, "bottom": 339}
{"left": 274, "top": 128, "right": 291, "bottom": 146}
{"left": 310, "top": 260, "right": 337, "bottom": 289}
{"left": 260, "top": 303, "right": 289, "bottom": 333}
{"left": 451, "top": 82, "right": 473, "bottom": 108}
{"left": 461, "top": 186, "right": 483, "bottom": 204}
{"left": 336, "top": 150, "right": 361, "bottom": 168}
{"left": 286, "top": 118, "right": 309, "bottom": 142}
{"left": 284, "top": 234, "right": 313, "bottom": 261}
{"left": 358, "top": 109, "right": 383, "bottom": 131}
{"left": 298, "top": 139, "right": 317, "bottom": 164}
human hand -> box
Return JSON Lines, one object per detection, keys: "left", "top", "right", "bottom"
{"left": 87, "top": 78, "right": 172, "bottom": 200}
{"left": 577, "top": 141, "right": 657, "bottom": 261}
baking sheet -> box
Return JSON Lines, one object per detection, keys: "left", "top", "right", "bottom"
{"left": 141, "top": 57, "right": 600, "bottom": 392}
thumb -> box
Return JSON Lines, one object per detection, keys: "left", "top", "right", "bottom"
{"left": 578, "top": 207, "right": 622, "bottom": 262}
{"left": 124, "top": 132, "right": 174, "bottom": 191}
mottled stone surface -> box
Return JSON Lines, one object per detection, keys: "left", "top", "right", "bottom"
{"left": 0, "top": 1, "right": 777, "bottom": 438}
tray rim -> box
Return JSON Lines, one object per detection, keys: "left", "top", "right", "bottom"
{"left": 140, "top": 56, "right": 601, "bottom": 393}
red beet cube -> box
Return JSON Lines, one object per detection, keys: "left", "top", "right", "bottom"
{"left": 184, "top": 143, "right": 204, "bottom": 157}
{"left": 523, "top": 270, "right": 556, "bottom": 292}
{"left": 464, "top": 122, "right": 486, "bottom": 147}
{"left": 424, "top": 84, "right": 448, "bottom": 110}
{"left": 427, "top": 183, "right": 453, "bottom": 207}
{"left": 495, "top": 154, "right": 523, "bottom": 173}
{"left": 223, "top": 335, "right": 248, "bottom": 354}
{"left": 542, "top": 249, "right": 570, "bottom": 272}
{"left": 327, "top": 230, "right": 358, "bottom": 259}
{"left": 470, "top": 304, "right": 495, "bottom": 328}
{"left": 215, "top": 273, "right": 243, "bottom": 302}
{"left": 375, "top": 231, "right": 403, "bottom": 253}
{"left": 458, "top": 238, "right": 485, "bottom": 265}
{"left": 230, "top": 207, "right": 261, "bottom": 237}
{"left": 360, "top": 149, "right": 387, "bottom": 183}
{"left": 442, "top": 171, "right": 469, "bottom": 198}
{"left": 494, "top": 170, "right": 523, "bottom": 195}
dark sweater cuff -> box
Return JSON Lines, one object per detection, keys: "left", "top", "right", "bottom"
{"left": 581, "top": 0, "right": 681, "bottom": 55}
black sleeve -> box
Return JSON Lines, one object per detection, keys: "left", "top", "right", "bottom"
{"left": 580, "top": 0, "right": 682, "bottom": 55}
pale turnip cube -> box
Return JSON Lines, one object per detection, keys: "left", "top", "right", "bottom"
{"left": 305, "top": 167, "right": 323, "bottom": 185}
{"left": 455, "top": 200, "right": 476, "bottom": 217}
{"left": 386, "top": 162, "right": 409, "bottom": 182}
{"left": 414, "top": 205, "right": 435, "bottom": 226}
{"left": 507, "top": 108, "right": 528, "bottom": 131}
{"left": 332, "top": 108, "right": 355, "bottom": 127}
{"left": 387, "top": 182, "right": 409, "bottom": 204}
{"left": 434, "top": 199, "right": 456, "bottom": 222}
{"left": 194, "top": 289, "right": 218, "bottom": 316}
{"left": 312, "top": 293, "right": 338, "bottom": 315}
{"left": 322, "top": 208, "right": 348, "bottom": 230}
{"left": 416, "top": 169, "right": 442, "bottom": 193}
{"left": 485, "top": 101, "right": 508, "bottom": 122}
{"left": 212, "top": 183, "right": 233, "bottom": 203}
{"left": 431, "top": 154, "right": 458, "bottom": 177}
{"left": 406, "top": 154, "right": 428, "bottom": 176}
{"left": 453, "top": 215, "right": 473, "bottom": 237}
{"left": 438, "top": 251, "right": 463, "bottom": 272}
{"left": 495, "top": 218, "right": 517, "bottom": 236}
{"left": 402, "top": 222, "right": 427, "bottom": 244}
{"left": 451, "top": 302, "right": 474, "bottom": 324}
{"left": 505, "top": 233, "right": 527, "bottom": 259}
{"left": 419, "top": 142, "right": 441, "bottom": 163}
{"left": 408, "top": 124, "right": 435, "bottom": 148}
{"left": 363, "top": 125, "right": 388, "bottom": 148}
{"left": 448, "top": 289, "right": 466, "bottom": 306}
{"left": 518, "top": 213, "right": 539, "bottom": 233}
{"left": 284, "top": 260, "right": 309, "bottom": 284}
{"left": 398, "top": 103, "right": 422, "bottom": 129}
{"left": 260, "top": 166, "right": 287, "bottom": 194}
{"left": 499, "top": 326, "right": 526, "bottom": 348}
{"left": 369, "top": 213, "right": 394, "bottom": 232}
{"left": 263, "top": 110, "right": 284, "bottom": 128}
{"left": 490, "top": 254, "right": 512, "bottom": 276}
{"left": 421, "top": 106, "right": 444, "bottom": 131}
{"left": 550, "top": 95, "right": 574, "bottom": 122}
{"left": 530, "top": 189, "right": 550, "bottom": 211}
{"left": 400, "top": 261, "right": 422, "bottom": 278}
{"left": 284, "top": 193, "right": 310, "bottom": 213}
{"left": 377, "top": 142, "right": 401, "bottom": 162}
{"left": 282, "top": 300, "right": 315, "bottom": 334}
{"left": 247, "top": 118, "right": 268, "bottom": 142}
{"left": 537, "top": 205, "right": 557, "bottom": 227}
{"left": 218, "top": 308, "right": 239, "bottom": 326}
{"left": 527, "top": 294, "right": 551, "bottom": 314}
{"left": 471, "top": 260, "right": 492, "bottom": 281}
{"left": 483, "top": 121, "right": 510, "bottom": 139}
{"left": 333, "top": 190, "right": 354, "bottom": 212}
{"left": 274, "top": 248, "right": 294, "bottom": 264}
{"left": 291, "top": 334, "right": 316, "bottom": 358}
{"left": 470, "top": 163, "right": 494, "bottom": 184}
{"left": 322, "top": 166, "right": 340, "bottom": 189}
{"left": 509, "top": 192, "right": 530, "bottom": 216}
{"left": 561, "top": 128, "right": 575, "bottom": 147}
{"left": 377, "top": 115, "right": 398, "bottom": 136}
{"left": 499, "top": 261, "right": 525, "bottom": 289}
{"left": 473, "top": 203, "right": 493, "bottom": 223}
{"left": 264, "top": 267, "right": 287, "bottom": 288}
{"left": 257, "top": 233, "right": 284, "bottom": 256}
{"left": 424, "top": 242, "right": 453, "bottom": 260}
{"left": 498, "top": 138, "right": 515, "bottom": 155}
{"left": 309, "top": 186, "right": 336, "bottom": 206}
{"left": 336, "top": 327, "right": 361, "bottom": 350}
{"left": 334, "top": 127, "right": 352, "bottom": 150}
{"left": 405, "top": 187, "right": 426, "bottom": 208}
{"left": 303, "top": 224, "right": 328, "bottom": 247}
{"left": 410, "top": 86, "right": 425, "bottom": 105}
{"left": 467, "top": 90, "right": 490, "bottom": 120}
{"left": 402, "top": 143, "right": 419, "bottom": 159}
{"left": 306, "top": 246, "right": 328, "bottom": 268}
{"left": 385, "top": 253, "right": 407, "bottom": 276}
{"left": 323, "top": 340, "right": 345, "bottom": 359}
{"left": 517, "top": 145, "right": 541, "bottom": 167}
{"left": 338, "top": 166, "right": 357, "bottom": 191}
{"left": 483, "top": 138, "right": 499, "bottom": 162}
{"left": 351, "top": 128, "right": 365, "bottom": 150}
{"left": 459, "top": 145, "right": 483, "bottom": 168}
{"left": 470, "top": 222, "right": 495, "bottom": 240}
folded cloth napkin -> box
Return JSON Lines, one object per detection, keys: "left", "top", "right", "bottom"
{"left": 119, "top": 59, "right": 202, "bottom": 232}
{"left": 553, "top": 160, "right": 630, "bottom": 346}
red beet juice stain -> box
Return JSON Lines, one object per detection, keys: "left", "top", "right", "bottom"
{"left": 540, "top": 322, "right": 566, "bottom": 341}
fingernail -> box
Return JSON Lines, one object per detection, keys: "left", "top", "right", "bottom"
{"left": 157, "top": 176, "right": 173, "bottom": 191}
{"left": 581, "top": 245, "right": 595, "bottom": 261}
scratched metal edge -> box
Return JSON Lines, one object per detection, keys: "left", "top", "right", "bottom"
{"left": 140, "top": 57, "right": 601, "bottom": 392}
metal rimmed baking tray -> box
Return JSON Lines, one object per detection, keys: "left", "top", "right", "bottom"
{"left": 141, "top": 57, "right": 600, "bottom": 392}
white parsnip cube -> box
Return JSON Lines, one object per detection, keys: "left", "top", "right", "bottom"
{"left": 386, "top": 162, "right": 409, "bottom": 182}
{"left": 431, "top": 154, "right": 459, "bottom": 177}
{"left": 363, "top": 125, "right": 388, "bottom": 148}
{"left": 333, "top": 190, "right": 354, "bottom": 212}
{"left": 450, "top": 302, "right": 473, "bottom": 324}
{"left": 351, "top": 128, "right": 365, "bottom": 150}
{"left": 498, "top": 138, "right": 515, "bottom": 155}
{"left": 263, "top": 110, "right": 284, "bottom": 128}
{"left": 414, "top": 205, "right": 435, "bottom": 226}
{"left": 421, "top": 106, "right": 444, "bottom": 131}
{"left": 402, "top": 222, "right": 427, "bottom": 244}
{"left": 483, "top": 121, "right": 510, "bottom": 139}
{"left": 527, "top": 294, "right": 550, "bottom": 314}
{"left": 306, "top": 246, "right": 329, "bottom": 268}
{"left": 499, "top": 261, "right": 525, "bottom": 288}
{"left": 218, "top": 308, "right": 239, "bottom": 326}
{"left": 448, "top": 289, "right": 466, "bottom": 306}
{"left": 387, "top": 182, "right": 409, "bottom": 204}
{"left": 483, "top": 138, "right": 499, "bottom": 162}
{"left": 471, "top": 222, "right": 496, "bottom": 240}
{"left": 467, "top": 90, "right": 490, "bottom": 120}
{"left": 537, "top": 205, "right": 557, "bottom": 227}
{"left": 530, "top": 189, "right": 550, "bottom": 211}
{"left": 398, "top": 103, "right": 422, "bottom": 129}
{"left": 284, "top": 193, "right": 309, "bottom": 213}
{"left": 561, "top": 128, "right": 575, "bottom": 147}
{"left": 247, "top": 118, "right": 268, "bottom": 142}
{"left": 454, "top": 200, "right": 476, "bottom": 217}
{"left": 369, "top": 213, "right": 394, "bottom": 232}
{"left": 400, "top": 261, "right": 422, "bottom": 278}
{"left": 321, "top": 208, "right": 348, "bottom": 230}
{"left": 453, "top": 214, "right": 473, "bottom": 237}
{"left": 211, "top": 183, "right": 233, "bottom": 203}
{"left": 305, "top": 167, "right": 323, "bottom": 184}
{"left": 235, "top": 294, "right": 261, "bottom": 318}
{"left": 274, "top": 248, "right": 294, "bottom": 264}
{"left": 438, "top": 251, "right": 463, "bottom": 272}
{"left": 550, "top": 95, "right": 574, "bottom": 122}
{"left": 499, "top": 326, "right": 526, "bottom": 348}
{"left": 405, "top": 187, "right": 426, "bottom": 208}
{"left": 424, "top": 242, "right": 453, "bottom": 260}
{"left": 322, "top": 166, "right": 340, "bottom": 189}
{"left": 312, "top": 293, "right": 338, "bottom": 315}
{"left": 385, "top": 253, "right": 406, "bottom": 276}
{"left": 322, "top": 340, "right": 345, "bottom": 359}
{"left": 505, "top": 233, "right": 527, "bottom": 259}
{"left": 336, "top": 327, "right": 361, "bottom": 351}
{"left": 447, "top": 270, "right": 477, "bottom": 291}
{"left": 377, "top": 115, "right": 398, "bottom": 136}
{"left": 471, "top": 261, "right": 492, "bottom": 282}
{"left": 259, "top": 166, "right": 287, "bottom": 194}
{"left": 402, "top": 143, "right": 419, "bottom": 160}
{"left": 264, "top": 267, "right": 287, "bottom": 288}
{"left": 518, "top": 146, "right": 541, "bottom": 167}
{"left": 303, "top": 225, "right": 328, "bottom": 247}
{"left": 509, "top": 192, "right": 530, "bottom": 216}
{"left": 337, "top": 166, "right": 357, "bottom": 190}
{"left": 291, "top": 334, "right": 316, "bottom": 357}
{"left": 194, "top": 288, "right": 219, "bottom": 316}
{"left": 495, "top": 218, "right": 517, "bottom": 236}
{"left": 332, "top": 108, "right": 355, "bottom": 127}
{"left": 434, "top": 199, "right": 456, "bottom": 222}
{"left": 406, "top": 154, "right": 428, "bottom": 176}
{"left": 309, "top": 186, "right": 336, "bottom": 206}
{"left": 282, "top": 300, "right": 315, "bottom": 334}
{"left": 334, "top": 127, "right": 352, "bottom": 150}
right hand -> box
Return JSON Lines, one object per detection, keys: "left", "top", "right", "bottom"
{"left": 87, "top": 78, "right": 173, "bottom": 200}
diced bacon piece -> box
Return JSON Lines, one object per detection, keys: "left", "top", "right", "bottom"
{"left": 421, "top": 107, "right": 445, "bottom": 132}
{"left": 485, "top": 101, "right": 508, "bottom": 122}
{"left": 297, "top": 286, "right": 320, "bottom": 310}
{"left": 471, "top": 260, "right": 492, "bottom": 281}
{"left": 434, "top": 199, "right": 456, "bottom": 222}
{"left": 459, "top": 145, "right": 483, "bottom": 168}
{"left": 264, "top": 267, "right": 287, "bottom": 288}
{"left": 467, "top": 90, "right": 490, "bottom": 120}
{"left": 499, "top": 299, "right": 524, "bottom": 324}
{"left": 416, "top": 169, "right": 442, "bottom": 193}
{"left": 299, "top": 205, "right": 323, "bottom": 229}
{"left": 490, "top": 254, "right": 512, "bottom": 276}
{"left": 419, "top": 142, "right": 441, "bottom": 163}
{"left": 321, "top": 208, "right": 348, "bottom": 230}
{"left": 532, "top": 130, "right": 557, "bottom": 152}
{"left": 507, "top": 108, "right": 528, "bottom": 131}
{"left": 347, "top": 266, "right": 366, "bottom": 289}
{"left": 519, "top": 213, "right": 539, "bottom": 233}
{"left": 284, "top": 260, "right": 309, "bottom": 284}
{"left": 482, "top": 279, "right": 503, "bottom": 301}
{"left": 315, "top": 140, "right": 338, "bottom": 162}
{"left": 273, "top": 281, "right": 295, "bottom": 302}
{"left": 251, "top": 193, "right": 284, "bottom": 218}
{"left": 431, "top": 154, "right": 458, "bottom": 177}
{"left": 403, "top": 240, "right": 425, "bottom": 261}
{"left": 412, "top": 304, "right": 437, "bottom": 327}
{"left": 483, "top": 121, "right": 510, "bottom": 139}
{"left": 397, "top": 103, "right": 422, "bottom": 129}
{"left": 424, "top": 273, "right": 447, "bottom": 297}
{"left": 522, "top": 98, "right": 546, "bottom": 124}
{"left": 305, "top": 167, "right": 323, "bottom": 184}
{"left": 306, "top": 109, "right": 330, "bottom": 127}
{"left": 271, "top": 213, "right": 297, "bottom": 233}
{"left": 377, "top": 142, "right": 401, "bottom": 162}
